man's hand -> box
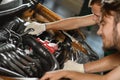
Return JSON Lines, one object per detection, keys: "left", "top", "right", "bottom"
{"left": 40, "top": 70, "right": 69, "bottom": 80}
{"left": 40, "top": 70, "right": 84, "bottom": 80}
{"left": 63, "top": 60, "right": 85, "bottom": 73}
{"left": 24, "top": 22, "right": 46, "bottom": 35}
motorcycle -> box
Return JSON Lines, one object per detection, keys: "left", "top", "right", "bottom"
{"left": 0, "top": 0, "right": 99, "bottom": 79}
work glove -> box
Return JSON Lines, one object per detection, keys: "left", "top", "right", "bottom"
{"left": 24, "top": 21, "right": 46, "bottom": 35}
{"left": 63, "top": 60, "right": 85, "bottom": 73}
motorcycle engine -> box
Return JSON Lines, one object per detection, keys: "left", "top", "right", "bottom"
{"left": 0, "top": 0, "right": 99, "bottom": 79}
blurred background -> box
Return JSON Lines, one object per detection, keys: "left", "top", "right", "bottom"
{"left": 43, "top": 0, "right": 84, "bottom": 18}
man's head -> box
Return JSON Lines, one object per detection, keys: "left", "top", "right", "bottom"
{"left": 97, "top": 0, "right": 120, "bottom": 51}
{"left": 89, "top": 0, "right": 102, "bottom": 23}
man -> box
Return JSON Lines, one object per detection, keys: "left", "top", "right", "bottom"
{"left": 26, "top": 0, "right": 120, "bottom": 75}
{"left": 25, "top": 0, "right": 101, "bottom": 34}
{"left": 40, "top": 0, "right": 120, "bottom": 80}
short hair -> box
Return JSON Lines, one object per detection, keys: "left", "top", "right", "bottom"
{"left": 102, "top": 0, "right": 120, "bottom": 25}
{"left": 89, "top": 0, "right": 102, "bottom": 7}
{"left": 101, "top": 0, "right": 120, "bottom": 51}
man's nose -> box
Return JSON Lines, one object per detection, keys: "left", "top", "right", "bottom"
{"left": 97, "top": 26, "right": 102, "bottom": 35}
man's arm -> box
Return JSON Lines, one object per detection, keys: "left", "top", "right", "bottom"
{"left": 40, "top": 65, "right": 120, "bottom": 80}
{"left": 40, "top": 70, "right": 105, "bottom": 80}
{"left": 67, "top": 66, "right": 120, "bottom": 80}
{"left": 84, "top": 53, "right": 120, "bottom": 73}
{"left": 104, "top": 66, "right": 120, "bottom": 80}
{"left": 45, "top": 14, "right": 96, "bottom": 30}
{"left": 25, "top": 14, "right": 96, "bottom": 35}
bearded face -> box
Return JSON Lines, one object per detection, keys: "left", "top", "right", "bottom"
{"left": 113, "top": 22, "right": 120, "bottom": 51}
{"left": 97, "top": 15, "right": 120, "bottom": 51}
